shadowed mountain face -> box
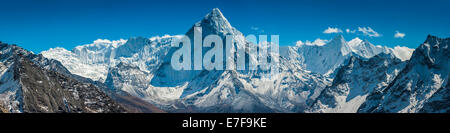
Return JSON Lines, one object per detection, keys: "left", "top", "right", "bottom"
{"left": 112, "top": 93, "right": 165, "bottom": 113}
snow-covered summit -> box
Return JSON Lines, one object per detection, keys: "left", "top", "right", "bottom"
{"left": 291, "top": 35, "right": 353, "bottom": 76}
{"left": 192, "top": 8, "right": 234, "bottom": 35}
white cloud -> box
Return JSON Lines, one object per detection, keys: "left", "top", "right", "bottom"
{"left": 358, "top": 27, "right": 381, "bottom": 37}
{"left": 295, "top": 41, "right": 304, "bottom": 46}
{"left": 91, "top": 39, "right": 127, "bottom": 47}
{"left": 394, "top": 31, "right": 405, "bottom": 38}
{"left": 323, "top": 27, "right": 343, "bottom": 34}
{"left": 296, "top": 38, "right": 329, "bottom": 47}
{"left": 346, "top": 29, "right": 356, "bottom": 33}
{"left": 93, "top": 39, "right": 113, "bottom": 44}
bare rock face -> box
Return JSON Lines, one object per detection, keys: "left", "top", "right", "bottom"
{"left": 0, "top": 103, "right": 7, "bottom": 113}
{"left": 18, "top": 59, "right": 125, "bottom": 113}
{"left": 112, "top": 93, "right": 166, "bottom": 113}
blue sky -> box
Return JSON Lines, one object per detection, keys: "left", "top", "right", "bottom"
{"left": 1, "top": 0, "right": 449, "bottom": 53}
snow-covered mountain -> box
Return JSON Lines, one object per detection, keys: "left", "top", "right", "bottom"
{"left": 308, "top": 35, "right": 448, "bottom": 113}
{"left": 358, "top": 35, "right": 449, "bottom": 113}
{"left": 308, "top": 53, "right": 407, "bottom": 113}
{"left": 108, "top": 8, "right": 330, "bottom": 112}
{"left": 348, "top": 37, "right": 414, "bottom": 61}
{"left": 288, "top": 35, "right": 353, "bottom": 76}
{"left": 38, "top": 8, "right": 446, "bottom": 113}
{"left": 41, "top": 40, "right": 122, "bottom": 82}
{"left": 0, "top": 42, "right": 126, "bottom": 113}
{"left": 285, "top": 36, "right": 413, "bottom": 76}
{"left": 42, "top": 8, "right": 331, "bottom": 112}
{"left": 41, "top": 36, "right": 176, "bottom": 82}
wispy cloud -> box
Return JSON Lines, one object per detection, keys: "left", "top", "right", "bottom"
{"left": 323, "top": 27, "right": 342, "bottom": 34}
{"left": 296, "top": 38, "right": 329, "bottom": 46}
{"left": 394, "top": 31, "right": 405, "bottom": 38}
{"left": 91, "top": 39, "right": 127, "bottom": 47}
{"left": 346, "top": 29, "right": 356, "bottom": 33}
{"left": 358, "top": 27, "right": 381, "bottom": 37}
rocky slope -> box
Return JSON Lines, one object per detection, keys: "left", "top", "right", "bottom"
{"left": 0, "top": 42, "right": 126, "bottom": 113}
{"left": 0, "top": 103, "right": 7, "bottom": 113}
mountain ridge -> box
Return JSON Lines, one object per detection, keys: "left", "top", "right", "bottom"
{"left": 308, "top": 52, "right": 406, "bottom": 113}
{"left": 358, "top": 35, "right": 449, "bottom": 113}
